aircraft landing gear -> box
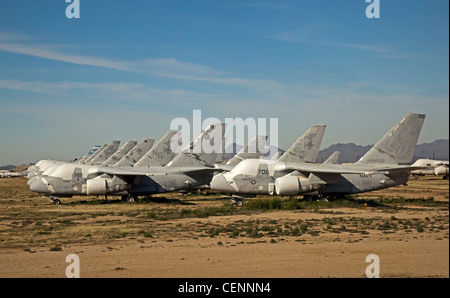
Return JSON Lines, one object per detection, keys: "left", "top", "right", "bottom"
{"left": 302, "top": 194, "right": 328, "bottom": 201}
{"left": 230, "top": 197, "right": 244, "bottom": 206}
{"left": 47, "top": 196, "right": 62, "bottom": 205}
{"left": 121, "top": 195, "right": 138, "bottom": 203}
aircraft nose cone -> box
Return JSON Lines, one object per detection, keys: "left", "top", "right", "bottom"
{"left": 27, "top": 176, "right": 39, "bottom": 186}
{"left": 27, "top": 171, "right": 36, "bottom": 179}
{"left": 210, "top": 174, "right": 237, "bottom": 193}
{"left": 30, "top": 180, "right": 51, "bottom": 194}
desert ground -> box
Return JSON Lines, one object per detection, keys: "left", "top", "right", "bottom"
{"left": 0, "top": 176, "right": 448, "bottom": 278}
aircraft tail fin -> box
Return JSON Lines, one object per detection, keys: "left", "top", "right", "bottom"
{"left": 114, "top": 138, "right": 155, "bottom": 167}
{"left": 167, "top": 123, "right": 226, "bottom": 168}
{"left": 226, "top": 135, "right": 268, "bottom": 167}
{"left": 89, "top": 140, "right": 121, "bottom": 164}
{"left": 278, "top": 125, "right": 326, "bottom": 163}
{"left": 82, "top": 144, "right": 106, "bottom": 163}
{"left": 323, "top": 151, "right": 340, "bottom": 164}
{"left": 357, "top": 113, "right": 426, "bottom": 165}
{"left": 76, "top": 145, "right": 102, "bottom": 163}
{"left": 134, "top": 131, "right": 180, "bottom": 167}
{"left": 102, "top": 141, "right": 138, "bottom": 166}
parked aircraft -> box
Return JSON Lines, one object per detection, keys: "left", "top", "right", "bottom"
{"left": 28, "top": 124, "right": 225, "bottom": 204}
{"left": 211, "top": 124, "right": 326, "bottom": 196}
{"left": 26, "top": 140, "right": 127, "bottom": 180}
{"left": 0, "top": 171, "right": 27, "bottom": 178}
{"left": 27, "top": 133, "right": 173, "bottom": 204}
{"left": 211, "top": 113, "right": 426, "bottom": 200}
{"left": 411, "top": 159, "right": 449, "bottom": 179}
{"left": 26, "top": 139, "right": 149, "bottom": 187}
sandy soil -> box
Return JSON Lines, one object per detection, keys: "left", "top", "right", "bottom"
{"left": 0, "top": 177, "right": 448, "bottom": 278}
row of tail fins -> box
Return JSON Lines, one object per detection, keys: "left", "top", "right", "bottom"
{"left": 76, "top": 113, "right": 426, "bottom": 168}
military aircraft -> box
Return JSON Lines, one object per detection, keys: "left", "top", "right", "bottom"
{"left": 26, "top": 139, "right": 147, "bottom": 187}
{"left": 411, "top": 159, "right": 449, "bottom": 179}
{"left": 27, "top": 134, "right": 172, "bottom": 203}
{"left": 211, "top": 113, "right": 426, "bottom": 200}
{"left": 211, "top": 124, "right": 326, "bottom": 196}
{"left": 28, "top": 124, "right": 226, "bottom": 203}
{"left": 86, "top": 123, "right": 226, "bottom": 201}
{"left": 26, "top": 140, "right": 126, "bottom": 180}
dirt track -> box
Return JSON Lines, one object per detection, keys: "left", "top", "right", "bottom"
{"left": 0, "top": 177, "right": 448, "bottom": 278}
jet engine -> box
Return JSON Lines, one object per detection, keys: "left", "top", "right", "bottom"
{"left": 275, "top": 174, "right": 323, "bottom": 196}
{"left": 434, "top": 165, "right": 449, "bottom": 176}
{"left": 86, "top": 176, "right": 129, "bottom": 195}
{"left": 274, "top": 175, "right": 301, "bottom": 196}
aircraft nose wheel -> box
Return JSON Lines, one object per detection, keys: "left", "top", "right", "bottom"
{"left": 230, "top": 198, "right": 243, "bottom": 206}
{"left": 48, "top": 197, "right": 61, "bottom": 205}
{"left": 121, "top": 195, "right": 138, "bottom": 203}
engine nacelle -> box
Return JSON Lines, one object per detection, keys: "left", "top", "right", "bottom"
{"left": 275, "top": 174, "right": 323, "bottom": 196}
{"left": 86, "top": 178, "right": 108, "bottom": 195}
{"left": 275, "top": 176, "right": 301, "bottom": 196}
{"left": 434, "top": 166, "right": 449, "bottom": 176}
{"left": 86, "top": 176, "right": 129, "bottom": 195}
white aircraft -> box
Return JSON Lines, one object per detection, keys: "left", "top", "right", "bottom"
{"left": 411, "top": 159, "right": 449, "bottom": 179}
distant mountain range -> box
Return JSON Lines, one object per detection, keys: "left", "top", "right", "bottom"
{"left": 0, "top": 164, "right": 32, "bottom": 172}
{"left": 317, "top": 139, "right": 449, "bottom": 163}
{"left": 0, "top": 165, "right": 17, "bottom": 171}
{"left": 222, "top": 139, "right": 449, "bottom": 164}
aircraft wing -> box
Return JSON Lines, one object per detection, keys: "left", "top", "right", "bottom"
{"left": 91, "top": 165, "right": 219, "bottom": 177}
{"left": 374, "top": 165, "right": 427, "bottom": 174}
{"left": 279, "top": 162, "right": 426, "bottom": 175}
{"left": 90, "top": 166, "right": 151, "bottom": 177}
{"left": 179, "top": 167, "right": 220, "bottom": 175}
{"left": 279, "top": 162, "right": 374, "bottom": 175}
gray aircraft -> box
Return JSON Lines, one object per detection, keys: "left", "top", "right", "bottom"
{"left": 86, "top": 123, "right": 226, "bottom": 201}
{"left": 27, "top": 140, "right": 126, "bottom": 180}
{"left": 29, "top": 124, "right": 226, "bottom": 203}
{"left": 26, "top": 145, "right": 100, "bottom": 179}
{"left": 210, "top": 113, "right": 426, "bottom": 199}
{"left": 211, "top": 124, "right": 326, "bottom": 196}
{"left": 26, "top": 139, "right": 143, "bottom": 187}
{"left": 27, "top": 133, "right": 172, "bottom": 203}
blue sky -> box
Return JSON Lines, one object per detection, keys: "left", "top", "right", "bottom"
{"left": 0, "top": 0, "right": 448, "bottom": 165}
